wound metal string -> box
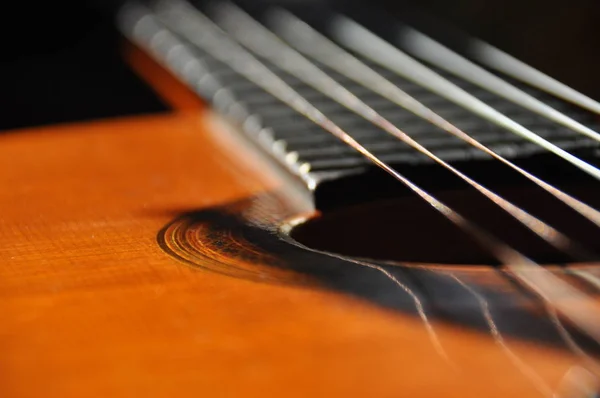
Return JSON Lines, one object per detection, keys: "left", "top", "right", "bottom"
{"left": 469, "top": 39, "right": 600, "bottom": 116}
{"left": 129, "top": 0, "right": 600, "bottom": 345}
{"left": 328, "top": 16, "right": 600, "bottom": 182}
{"left": 208, "top": 1, "right": 596, "bottom": 261}
{"left": 317, "top": 251, "right": 458, "bottom": 370}
{"left": 398, "top": 27, "right": 600, "bottom": 143}
{"left": 273, "top": 17, "right": 600, "bottom": 297}
{"left": 449, "top": 273, "right": 555, "bottom": 397}
{"left": 264, "top": 8, "right": 600, "bottom": 236}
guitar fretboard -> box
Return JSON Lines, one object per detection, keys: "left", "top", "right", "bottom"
{"left": 117, "top": 0, "right": 600, "bottom": 350}
{"left": 119, "top": 0, "right": 600, "bottom": 190}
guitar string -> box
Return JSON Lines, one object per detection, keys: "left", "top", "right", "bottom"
{"left": 126, "top": 7, "right": 600, "bottom": 394}
{"left": 328, "top": 16, "right": 600, "bottom": 182}
{"left": 212, "top": 4, "right": 590, "bottom": 332}
{"left": 122, "top": 4, "right": 455, "bottom": 367}
{"left": 179, "top": 54, "right": 586, "bottom": 396}
{"left": 130, "top": 0, "right": 600, "bottom": 345}
{"left": 317, "top": 231, "right": 587, "bottom": 392}
{"left": 394, "top": 261, "right": 600, "bottom": 397}
{"left": 453, "top": 270, "right": 600, "bottom": 394}
{"left": 547, "top": 306, "right": 600, "bottom": 376}
{"left": 124, "top": 3, "right": 600, "bottom": 394}
{"left": 207, "top": 1, "right": 595, "bottom": 261}
{"left": 395, "top": 262, "right": 600, "bottom": 381}
{"left": 448, "top": 272, "right": 555, "bottom": 397}
{"left": 398, "top": 27, "right": 600, "bottom": 143}
{"left": 326, "top": 238, "right": 588, "bottom": 393}
{"left": 469, "top": 39, "right": 600, "bottom": 116}
{"left": 555, "top": 366, "right": 600, "bottom": 398}
{"left": 263, "top": 8, "right": 600, "bottom": 234}
{"left": 439, "top": 265, "right": 600, "bottom": 390}
{"left": 320, "top": 253, "right": 457, "bottom": 370}
{"left": 570, "top": 269, "right": 600, "bottom": 291}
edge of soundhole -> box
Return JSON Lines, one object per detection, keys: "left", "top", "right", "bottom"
{"left": 286, "top": 187, "right": 600, "bottom": 266}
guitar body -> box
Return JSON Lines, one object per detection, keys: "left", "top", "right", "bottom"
{"left": 1, "top": 46, "right": 598, "bottom": 398}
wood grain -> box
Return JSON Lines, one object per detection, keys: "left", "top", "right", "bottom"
{"left": 0, "top": 45, "right": 593, "bottom": 398}
{"left": 0, "top": 110, "right": 590, "bottom": 398}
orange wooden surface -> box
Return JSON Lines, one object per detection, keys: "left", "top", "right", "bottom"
{"left": 0, "top": 110, "right": 593, "bottom": 398}
{"left": 0, "top": 43, "right": 595, "bottom": 398}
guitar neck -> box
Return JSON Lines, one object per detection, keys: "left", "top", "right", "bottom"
{"left": 119, "top": 0, "right": 600, "bottom": 210}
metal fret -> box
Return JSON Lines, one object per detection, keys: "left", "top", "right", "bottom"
{"left": 119, "top": 0, "right": 600, "bottom": 188}
{"left": 119, "top": 0, "right": 600, "bottom": 358}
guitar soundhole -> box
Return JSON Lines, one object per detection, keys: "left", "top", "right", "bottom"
{"left": 290, "top": 185, "right": 600, "bottom": 265}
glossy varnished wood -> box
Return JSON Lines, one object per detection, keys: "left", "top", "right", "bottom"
{"left": 0, "top": 45, "right": 596, "bottom": 398}
{"left": 0, "top": 110, "right": 592, "bottom": 398}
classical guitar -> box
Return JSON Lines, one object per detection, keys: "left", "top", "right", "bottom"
{"left": 3, "top": 0, "right": 600, "bottom": 397}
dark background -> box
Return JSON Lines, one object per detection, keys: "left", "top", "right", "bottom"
{"left": 1, "top": 0, "right": 599, "bottom": 131}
